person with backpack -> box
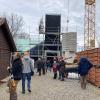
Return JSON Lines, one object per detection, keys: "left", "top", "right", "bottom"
{"left": 21, "top": 51, "right": 34, "bottom": 94}
{"left": 78, "top": 57, "right": 93, "bottom": 89}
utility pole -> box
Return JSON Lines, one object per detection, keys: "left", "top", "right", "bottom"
{"left": 67, "top": 0, "right": 69, "bottom": 33}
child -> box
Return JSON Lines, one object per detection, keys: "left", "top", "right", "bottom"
{"left": 52, "top": 61, "right": 57, "bottom": 79}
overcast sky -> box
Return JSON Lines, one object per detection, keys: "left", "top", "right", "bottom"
{"left": 0, "top": 0, "right": 100, "bottom": 47}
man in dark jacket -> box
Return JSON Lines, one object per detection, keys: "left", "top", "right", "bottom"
{"left": 78, "top": 57, "right": 93, "bottom": 89}
{"left": 59, "top": 59, "right": 66, "bottom": 81}
{"left": 36, "top": 58, "right": 45, "bottom": 76}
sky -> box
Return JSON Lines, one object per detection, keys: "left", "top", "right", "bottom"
{"left": 0, "top": 0, "right": 100, "bottom": 48}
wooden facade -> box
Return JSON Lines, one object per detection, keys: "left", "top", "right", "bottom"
{"left": 0, "top": 18, "right": 16, "bottom": 80}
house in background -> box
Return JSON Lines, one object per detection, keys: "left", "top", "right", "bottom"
{"left": 14, "top": 33, "right": 42, "bottom": 52}
{"left": 0, "top": 18, "right": 16, "bottom": 80}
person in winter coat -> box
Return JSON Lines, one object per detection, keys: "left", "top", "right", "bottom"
{"left": 78, "top": 57, "right": 93, "bottom": 89}
{"left": 12, "top": 52, "right": 23, "bottom": 81}
{"left": 52, "top": 61, "right": 58, "bottom": 79}
{"left": 36, "top": 58, "right": 45, "bottom": 76}
{"left": 22, "top": 51, "right": 34, "bottom": 94}
{"left": 10, "top": 52, "right": 23, "bottom": 100}
{"left": 59, "top": 59, "right": 66, "bottom": 81}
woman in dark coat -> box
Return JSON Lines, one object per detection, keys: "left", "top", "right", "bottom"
{"left": 78, "top": 57, "right": 93, "bottom": 89}
{"left": 10, "top": 52, "right": 23, "bottom": 100}
{"left": 12, "top": 52, "right": 23, "bottom": 81}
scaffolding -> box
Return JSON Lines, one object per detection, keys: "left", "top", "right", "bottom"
{"left": 29, "top": 15, "right": 62, "bottom": 59}
{"left": 44, "top": 27, "right": 61, "bottom": 59}
{"left": 29, "top": 31, "right": 61, "bottom": 59}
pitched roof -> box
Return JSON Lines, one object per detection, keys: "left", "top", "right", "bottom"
{"left": 0, "top": 18, "right": 16, "bottom": 52}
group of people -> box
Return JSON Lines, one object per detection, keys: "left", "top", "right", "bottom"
{"left": 9, "top": 51, "right": 34, "bottom": 95}
{"left": 45, "top": 56, "right": 93, "bottom": 90}
{"left": 36, "top": 57, "right": 67, "bottom": 81}
{"left": 52, "top": 57, "right": 66, "bottom": 81}
{"left": 8, "top": 52, "right": 93, "bottom": 100}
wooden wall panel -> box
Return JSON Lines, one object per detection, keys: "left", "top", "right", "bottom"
{"left": 0, "top": 27, "right": 11, "bottom": 80}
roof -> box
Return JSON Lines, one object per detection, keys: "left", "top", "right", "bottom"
{"left": 0, "top": 18, "right": 16, "bottom": 52}
{"left": 16, "top": 39, "right": 30, "bottom": 51}
{"left": 30, "top": 41, "right": 43, "bottom": 56}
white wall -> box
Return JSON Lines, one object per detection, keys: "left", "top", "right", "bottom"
{"left": 62, "top": 32, "right": 77, "bottom": 52}
{"left": 64, "top": 51, "right": 76, "bottom": 63}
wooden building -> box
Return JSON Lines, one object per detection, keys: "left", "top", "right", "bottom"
{"left": 0, "top": 18, "right": 16, "bottom": 80}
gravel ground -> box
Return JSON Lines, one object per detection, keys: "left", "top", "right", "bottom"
{"left": 0, "top": 72, "right": 100, "bottom": 100}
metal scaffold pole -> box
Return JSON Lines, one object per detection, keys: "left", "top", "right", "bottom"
{"left": 67, "top": 0, "right": 69, "bottom": 33}
{"left": 38, "top": 34, "right": 40, "bottom": 58}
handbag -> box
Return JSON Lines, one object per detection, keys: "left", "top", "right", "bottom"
{"left": 30, "top": 71, "right": 34, "bottom": 76}
{"left": 30, "top": 60, "right": 34, "bottom": 76}
{"left": 7, "top": 78, "right": 16, "bottom": 93}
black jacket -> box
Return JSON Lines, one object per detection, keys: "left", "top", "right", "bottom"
{"left": 60, "top": 60, "right": 66, "bottom": 72}
{"left": 12, "top": 58, "right": 23, "bottom": 80}
{"left": 36, "top": 60, "right": 45, "bottom": 69}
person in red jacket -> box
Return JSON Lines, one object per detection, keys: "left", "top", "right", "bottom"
{"left": 52, "top": 61, "right": 58, "bottom": 79}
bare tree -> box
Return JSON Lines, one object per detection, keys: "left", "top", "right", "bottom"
{"left": 4, "top": 13, "right": 24, "bottom": 37}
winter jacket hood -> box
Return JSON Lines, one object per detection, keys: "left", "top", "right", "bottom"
{"left": 78, "top": 57, "right": 93, "bottom": 76}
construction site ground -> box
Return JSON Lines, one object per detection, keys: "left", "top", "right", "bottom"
{"left": 0, "top": 72, "right": 100, "bottom": 100}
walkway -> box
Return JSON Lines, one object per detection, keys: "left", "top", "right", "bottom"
{"left": 0, "top": 72, "right": 100, "bottom": 100}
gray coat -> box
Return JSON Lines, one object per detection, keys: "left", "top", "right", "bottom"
{"left": 22, "top": 56, "right": 34, "bottom": 73}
